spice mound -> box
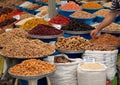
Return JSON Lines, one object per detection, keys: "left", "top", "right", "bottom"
{"left": 1, "top": 39, "right": 55, "bottom": 58}
{"left": 49, "top": 15, "right": 70, "bottom": 25}
{"left": 0, "top": 28, "right": 28, "bottom": 47}
{"left": 28, "top": 24, "right": 63, "bottom": 36}
{"left": 89, "top": 34, "right": 120, "bottom": 46}
{"left": 82, "top": 2, "right": 102, "bottom": 9}
{"left": 61, "top": 20, "right": 95, "bottom": 31}
{"left": 54, "top": 56, "right": 72, "bottom": 63}
{"left": 55, "top": 36, "right": 91, "bottom": 51}
{"left": 71, "top": 11, "right": 94, "bottom": 18}
{"left": 60, "top": 1, "right": 82, "bottom": 10}
{"left": 80, "top": 63, "right": 105, "bottom": 70}
{"left": 94, "top": 9, "right": 110, "bottom": 17}
{"left": 21, "top": 18, "right": 51, "bottom": 30}
{"left": 9, "top": 59, "right": 56, "bottom": 76}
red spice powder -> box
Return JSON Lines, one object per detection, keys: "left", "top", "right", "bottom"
{"left": 28, "top": 24, "right": 63, "bottom": 35}
{"left": 49, "top": 15, "right": 70, "bottom": 25}
{"left": 60, "top": 1, "right": 82, "bottom": 10}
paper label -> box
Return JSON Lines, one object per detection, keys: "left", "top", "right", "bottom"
{"left": 61, "top": 0, "right": 67, "bottom": 5}
{"left": 13, "top": 15, "right": 20, "bottom": 20}
{"left": 83, "top": 57, "right": 95, "bottom": 62}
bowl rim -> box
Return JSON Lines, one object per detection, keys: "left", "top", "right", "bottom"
{"left": 82, "top": 7, "right": 103, "bottom": 10}
{"left": 59, "top": 8, "right": 82, "bottom": 12}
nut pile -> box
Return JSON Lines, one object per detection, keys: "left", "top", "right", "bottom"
{"left": 1, "top": 39, "right": 55, "bottom": 58}
{"left": 71, "top": 11, "right": 94, "bottom": 18}
{"left": 102, "top": 23, "right": 120, "bottom": 31}
{"left": 9, "top": 59, "right": 55, "bottom": 76}
{"left": 36, "top": 6, "right": 48, "bottom": 12}
{"left": 55, "top": 36, "right": 91, "bottom": 51}
{"left": 20, "top": 1, "right": 41, "bottom": 10}
{"left": 94, "top": 9, "right": 110, "bottom": 17}
{"left": 90, "top": 34, "right": 120, "bottom": 46}
{"left": 20, "top": 12, "right": 34, "bottom": 20}
{"left": 54, "top": 56, "right": 72, "bottom": 63}
{"left": 85, "top": 44, "right": 116, "bottom": 51}
{"left": 0, "top": 28, "right": 28, "bottom": 47}
{"left": 103, "top": 2, "right": 112, "bottom": 8}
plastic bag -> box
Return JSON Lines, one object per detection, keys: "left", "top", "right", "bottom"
{"left": 77, "top": 62, "right": 107, "bottom": 85}
{"left": 46, "top": 54, "right": 82, "bottom": 85}
{"left": 82, "top": 50, "right": 118, "bottom": 80}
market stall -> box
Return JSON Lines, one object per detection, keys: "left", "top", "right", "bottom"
{"left": 0, "top": 0, "right": 119, "bottom": 85}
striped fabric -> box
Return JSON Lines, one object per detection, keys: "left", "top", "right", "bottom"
{"left": 111, "top": 0, "right": 120, "bottom": 12}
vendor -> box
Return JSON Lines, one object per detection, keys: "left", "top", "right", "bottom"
{"left": 90, "top": 0, "right": 120, "bottom": 39}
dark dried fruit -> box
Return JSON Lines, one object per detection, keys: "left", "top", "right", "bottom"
{"left": 61, "top": 20, "right": 95, "bottom": 31}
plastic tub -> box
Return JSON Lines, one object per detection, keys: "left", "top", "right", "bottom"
{"left": 94, "top": 16, "right": 104, "bottom": 23}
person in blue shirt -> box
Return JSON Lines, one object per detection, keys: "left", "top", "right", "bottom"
{"left": 90, "top": 0, "right": 120, "bottom": 39}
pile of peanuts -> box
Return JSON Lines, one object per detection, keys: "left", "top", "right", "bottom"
{"left": 9, "top": 59, "right": 55, "bottom": 76}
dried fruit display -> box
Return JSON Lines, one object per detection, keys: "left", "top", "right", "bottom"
{"left": 21, "top": 18, "right": 51, "bottom": 30}
{"left": 28, "top": 24, "right": 63, "bottom": 36}
{"left": 61, "top": 20, "right": 95, "bottom": 31}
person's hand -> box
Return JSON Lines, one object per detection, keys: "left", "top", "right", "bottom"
{"left": 90, "top": 29, "right": 99, "bottom": 39}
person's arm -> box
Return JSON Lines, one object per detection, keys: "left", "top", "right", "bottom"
{"left": 96, "top": 12, "right": 116, "bottom": 31}
{"left": 90, "top": 12, "right": 117, "bottom": 39}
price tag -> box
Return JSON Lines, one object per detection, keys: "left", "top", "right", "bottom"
{"left": 13, "top": 15, "right": 20, "bottom": 20}
{"left": 61, "top": 0, "right": 67, "bottom": 5}
{"left": 83, "top": 57, "right": 95, "bottom": 62}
